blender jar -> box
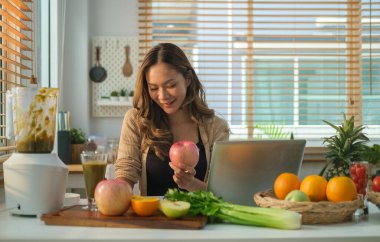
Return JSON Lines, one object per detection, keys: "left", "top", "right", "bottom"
{"left": 13, "top": 87, "right": 59, "bottom": 153}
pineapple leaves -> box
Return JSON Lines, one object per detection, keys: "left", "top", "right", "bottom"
{"left": 321, "top": 113, "right": 369, "bottom": 179}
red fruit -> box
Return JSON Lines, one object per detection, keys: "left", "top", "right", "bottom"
{"left": 350, "top": 163, "right": 368, "bottom": 196}
{"left": 356, "top": 166, "right": 366, "bottom": 178}
{"left": 372, "top": 176, "right": 380, "bottom": 192}
{"left": 350, "top": 166, "right": 356, "bottom": 174}
{"left": 94, "top": 179, "right": 132, "bottom": 216}
{"left": 169, "top": 141, "right": 199, "bottom": 167}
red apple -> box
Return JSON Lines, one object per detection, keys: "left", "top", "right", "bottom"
{"left": 169, "top": 141, "right": 199, "bottom": 167}
{"left": 94, "top": 179, "right": 132, "bottom": 216}
{"left": 373, "top": 176, "right": 380, "bottom": 192}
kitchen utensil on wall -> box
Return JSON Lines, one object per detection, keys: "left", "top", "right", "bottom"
{"left": 122, "top": 45, "right": 133, "bottom": 77}
{"left": 89, "top": 46, "right": 107, "bottom": 83}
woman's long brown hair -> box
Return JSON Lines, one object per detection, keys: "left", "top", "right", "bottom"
{"left": 133, "top": 43, "right": 214, "bottom": 160}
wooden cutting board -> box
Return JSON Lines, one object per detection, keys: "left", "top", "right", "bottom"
{"left": 40, "top": 205, "right": 207, "bottom": 230}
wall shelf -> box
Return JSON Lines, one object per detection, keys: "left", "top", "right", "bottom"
{"left": 97, "top": 99, "right": 133, "bottom": 107}
{"left": 91, "top": 37, "right": 138, "bottom": 117}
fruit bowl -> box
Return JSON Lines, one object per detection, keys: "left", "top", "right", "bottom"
{"left": 253, "top": 189, "right": 363, "bottom": 224}
{"left": 367, "top": 190, "right": 380, "bottom": 209}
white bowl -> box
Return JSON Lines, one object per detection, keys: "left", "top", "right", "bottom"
{"left": 64, "top": 193, "right": 80, "bottom": 207}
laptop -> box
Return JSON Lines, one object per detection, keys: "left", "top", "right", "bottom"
{"left": 207, "top": 139, "right": 306, "bottom": 206}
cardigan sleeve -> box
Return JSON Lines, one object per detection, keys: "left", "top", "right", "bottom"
{"left": 209, "top": 115, "right": 230, "bottom": 156}
{"left": 212, "top": 115, "right": 230, "bottom": 142}
{"left": 114, "top": 108, "right": 142, "bottom": 184}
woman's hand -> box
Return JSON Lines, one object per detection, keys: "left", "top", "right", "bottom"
{"left": 169, "top": 162, "right": 205, "bottom": 191}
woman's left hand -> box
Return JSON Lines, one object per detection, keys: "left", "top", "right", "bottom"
{"left": 169, "top": 162, "right": 196, "bottom": 191}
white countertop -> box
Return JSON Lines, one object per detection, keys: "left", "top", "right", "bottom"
{"left": 1, "top": 200, "right": 380, "bottom": 242}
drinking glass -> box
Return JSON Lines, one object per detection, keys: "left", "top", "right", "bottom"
{"left": 350, "top": 161, "right": 369, "bottom": 216}
{"left": 80, "top": 151, "right": 108, "bottom": 211}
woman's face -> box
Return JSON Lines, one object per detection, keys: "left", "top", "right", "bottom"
{"left": 146, "top": 62, "right": 188, "bottom": 115}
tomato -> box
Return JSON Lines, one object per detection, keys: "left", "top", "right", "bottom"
{"left": 372, "top": 176, "right": 380, "bottom": 192}
{"left": 356, "top": 166, "right": 366, "bottom": 178}
{"left": 350, "top": 163, "right": 368, "bottom": 195}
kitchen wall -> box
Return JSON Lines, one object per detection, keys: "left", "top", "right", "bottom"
{"left": 61, "top": 0, "right": 138, "bottom": 141}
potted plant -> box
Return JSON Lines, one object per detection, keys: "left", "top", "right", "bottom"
{"left": 319, "top": 114, "right": 369, "bottom": 180}
{"left": 129, "top": 90, "right": 134, "bottom": 97}
{"left": 362, "top": 144, "right": 380, "bottom": 178}
{"left": 70, "top": 128, "right": 86, "bottom": 164}
{"left": 119, "top": 88, "right": 128, "bottom": 101}
{"left": 110, "top": 90, "right": 119, "bottom": 101}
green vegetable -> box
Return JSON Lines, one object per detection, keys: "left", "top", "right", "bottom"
{"left": 70, "top": 128, "right": 86, "bottom": 144}
{"left": 362, "top": 144, "right": 380, "bottom": 166}
{"left": 164, "top": 188, "right": 301, "bottom": 230}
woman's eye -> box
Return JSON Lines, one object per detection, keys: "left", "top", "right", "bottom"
{"left": 149, "top": 87, "right": 158, "bottom": 91}
{"left": 168, "top": 83, "right": 176, "bottom": 88}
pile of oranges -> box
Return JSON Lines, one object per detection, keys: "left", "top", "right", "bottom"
{"left": 274, "top": 173, "right": 357, "bottom": 202}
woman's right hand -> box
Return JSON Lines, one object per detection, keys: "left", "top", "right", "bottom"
{"left": 169, "top": 162, "right": 206, "bottom": 191}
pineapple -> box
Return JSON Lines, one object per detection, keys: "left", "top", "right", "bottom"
{"left": 319, "top": 114, "right": 369, "bottom": 180}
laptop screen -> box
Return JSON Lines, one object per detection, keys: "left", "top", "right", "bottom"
{"left": 207, "top": 140, "right": 306, "bottom": 205}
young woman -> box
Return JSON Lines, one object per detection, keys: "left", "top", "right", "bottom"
{"left": 115, "top": 43, "right": 230, "bottom": 196}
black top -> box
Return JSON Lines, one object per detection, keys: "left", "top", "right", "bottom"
{"left": 146, "top": 132, "right": 207, "bottom": 196}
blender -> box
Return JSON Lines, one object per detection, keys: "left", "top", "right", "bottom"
{"left": 3, "top": 87, "right": 68, "bottom": 216}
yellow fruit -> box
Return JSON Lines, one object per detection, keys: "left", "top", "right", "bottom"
{"left": 326, "top": 176, "right": 357, "bottom": 202}
{"left": 131, "top": 196, "right": 160, "bottom": 217}
{"left": 300, "top": 175, "right": 328, "bottom": 202}
{"left": 274, "top": 173, "right": 300, "bottom": 200}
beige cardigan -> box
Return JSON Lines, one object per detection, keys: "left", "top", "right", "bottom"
{"left": 114, "top": 108, "right": 230, "bottom": 195}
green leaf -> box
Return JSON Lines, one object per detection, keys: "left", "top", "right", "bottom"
{"left": 254, "top": 123, "right": 290, "bottom": 139}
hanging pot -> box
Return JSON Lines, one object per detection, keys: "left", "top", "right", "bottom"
{"left": 89, "top": 46, "right": 107, "bottom": 83}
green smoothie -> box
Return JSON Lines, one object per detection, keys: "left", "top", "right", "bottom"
{"left": 82, "top": 161, "right": 107, "bottom": 198}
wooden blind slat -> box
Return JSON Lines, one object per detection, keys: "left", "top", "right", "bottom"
{"left": 139, "top": 0, "right": 350, "bottom": 4}
{"left": 1, "top": 0, "right": 32, "bottom": 20}
{"left": 9, "top": 0, "right": 32, "bottom": 12}
{"left": 0, "top": 0, "right": 33, "bottom": 155}
{"left": 0, "top": 56, "right": 32, "bottom": 70}
{"left": 0, "top": 21, "right": 30, "bottom": 40}
{"left": 0, "top": 68, "right": 31, "bottom": 79}
{"left": 0, "top": 44, "right": 32, "bottom": 60}
{"left": 0, "top": 9, "right": 31, "bottom": 30}
{"left": 138, "top": 0, "right": 380, "bottom": 140}
{"left": 0, "top": 33, "right": 32, "bottom": 50}
{"left": 0, "top": 79, "right": 25, "bottom": 87}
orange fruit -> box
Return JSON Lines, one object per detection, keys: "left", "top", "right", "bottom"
{"left": 326, "top": 176, "right": 357, "bottom": 202}
{"left": 131, "top": 196, "right": 160, "bottom": 216}
{"left": 300, "top": 175, "right": 328, "bottom": 202}
{"left": 274, "top": 173, "right": 300, "bottom": 200}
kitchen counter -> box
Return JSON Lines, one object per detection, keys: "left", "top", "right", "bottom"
{"left": 1, "top": 200, "right": 380, "bottom": 242}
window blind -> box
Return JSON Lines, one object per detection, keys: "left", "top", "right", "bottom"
{"left": 0, "top": 0, "right": 34, "bottom": 174}
{"left": 139, "top": 0, "right": 379, "bottom": 144}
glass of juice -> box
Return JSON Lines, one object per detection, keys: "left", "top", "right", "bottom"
{"left": 80, "top": 151, "right": 108, "bottom": 211}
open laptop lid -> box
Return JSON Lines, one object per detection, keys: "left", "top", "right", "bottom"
{"left": 207, "top": 139, "right": 306, "bottom": 206}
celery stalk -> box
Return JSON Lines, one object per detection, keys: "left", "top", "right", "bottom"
{"left": 218, "top": 207, "right": 301, "bottom": 230}
{"left": 164, "top": 188, "right": 302, "bottom": 230}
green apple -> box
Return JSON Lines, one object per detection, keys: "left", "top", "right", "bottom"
{"left": 160, "top": 200, "right": 190, "bottom": 218}
{"left": 285, "top": 190, "right": 310, "bottom": 202}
